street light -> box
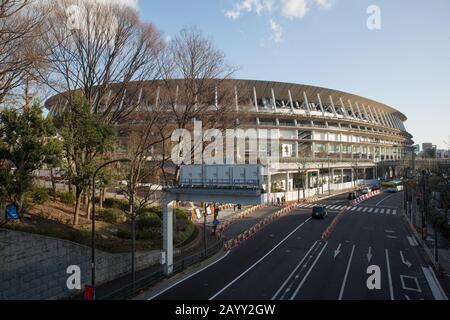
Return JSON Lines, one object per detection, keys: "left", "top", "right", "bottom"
{"left": 90, "top": 158, "right": 131, "bottom": 299}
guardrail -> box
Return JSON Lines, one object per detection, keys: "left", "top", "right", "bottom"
{"left": 98, "top": 240, "right": 224, "bottom": 300}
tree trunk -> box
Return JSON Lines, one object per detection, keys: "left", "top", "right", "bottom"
{"left": 99, "top": 188, "right": 104, "bottom": 210}
{"left": 74, "top": 188, "right": 82, "bottom": 225}
{"left": 86, "top": 198, "right": 92, "bottom": 221}
{"left": 50, "top": 168, "right": 57, "bottom": 200}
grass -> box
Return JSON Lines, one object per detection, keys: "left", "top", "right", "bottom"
{"left": 1, "top": 197, "right": 199, "bottom": 254}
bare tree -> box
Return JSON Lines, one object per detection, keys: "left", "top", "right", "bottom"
{"left": 39, "top": 0, "right": 164, "bottom": 124}
{"left": 295, "top": 149, "right": 309, "bottom": 201}
{"left": 0, "top": 0, "right": 45, "bottom": 105}
{"left": 157, "top": 26, "right": 240, "bottom": 182}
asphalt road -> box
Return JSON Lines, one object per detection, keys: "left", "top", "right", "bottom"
{"left": 142, "top": 191, "right": 447, "bottom": 300}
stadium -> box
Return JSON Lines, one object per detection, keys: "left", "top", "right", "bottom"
{"left": 46, "top": 79, "right": 413, "bottom": 202}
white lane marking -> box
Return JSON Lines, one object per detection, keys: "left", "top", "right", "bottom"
{"left": 392, "top": 210, "right": 397, "bottom": 215}
{"left": 209, "top": 218, "right": 312, "bottom": 300}
{"left": 407, "top": 236, "right": 418, "bottom": 247}
{"left": 362, "top": 207, "right": 368, "bottom": 212}
{"left": 271, "top": 241, "right": 319, "bottom": 300}
{"left": 367, "top": 208, "right": 374, "bottom": 213}
{"left": 329, "top": 205, "right": 337, "bottom": 210}
{"left": 421, "top": 266, "right": 448, "bottom": 300}
{"left": 147, "top": 251, "right": 231, "bottom": 300}
{"left": 374, "top": 208, "right": 380, "bottom": 213}
{"left": 385, "top": 249, "right": 394, "bottom": 300}
{"left": 400, "top": 275, "right": 421, "bottom": 292}
{"left": 376, "top": 193, "right": 398, "bottom": 206}
{"left": 335, "top": 205, "right": 342, "bottom": 210}
{"left": 338, "top": 245, "right": 356, "bottom": 300}
{"left": 289, "top": 242, "right": 329, "bottom": 300}
{"left": 351, "top": 207, "right": 357, "bottom": 211}
{"left": 400, "top": 251, "right": 412, "bottom": 268}
{"left": 386, "top": 235, "right": 398, "bottom": 239}
{"left": 386, "top": 209, "right": 391, "bottom": 215}
{"left": 334, "top": 243, "right": 342, "bottom": 258}
{"left": 357, "top": 207, "right": 363, "bottom": 212}
{"left": 380, "top": 209, "right": 385, "bottom": 214}
{"left": 385, "top": 230, "right": 395, "bottom": 234}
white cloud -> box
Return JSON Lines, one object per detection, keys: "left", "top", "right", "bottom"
{"left": 225, "top": 0, "right": 337, "bottom": 44}
{"left": 281, "top": 0, "right": 308, "bottom": 19}
{"left": 314, "top": 0, "right": 334, "bottom": 9}
{"left": 269, "top": 18, "right": 283, "bottom": 43}
{"left": 225, "top": 0, "right": 274, "bottom": 20}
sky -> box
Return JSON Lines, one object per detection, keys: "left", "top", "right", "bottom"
{"left": 122, "top": 0, "right": 450, "bottom": 149}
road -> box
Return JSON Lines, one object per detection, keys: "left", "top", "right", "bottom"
{"left": 142, "top": 191, "right": 447, "bottom": 300}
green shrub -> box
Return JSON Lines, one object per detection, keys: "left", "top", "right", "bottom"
{"left": 58, "top": 191, "right": 75, "bottom": 205}
{"left": 175, "top": 208, "right": 188, "bottom": 220}
{"left": 117, "top": 229, "right": 131, "bottom": 239}
{"left": 137, "top": 212, "right": 161, "bottom": 230}
{"left": 104, "top": 198, "right": 129, "bottom": 210}
{"left": 97, "top": 208, "right": 126, "bottom": 223}
{"left": 32, "top": 188, "right": 49, "bottom": 205}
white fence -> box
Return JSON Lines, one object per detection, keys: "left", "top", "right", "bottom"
{"left": 263, "top": 180, "right": 368, "bottom": 203}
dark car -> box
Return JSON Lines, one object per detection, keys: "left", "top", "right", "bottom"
{"left": 312, "top": 206, "right": 328, "bottom": 219}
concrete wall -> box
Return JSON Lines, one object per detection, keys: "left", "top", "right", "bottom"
{"left": 0, "top": 228, "right": 178, "bottom": 300}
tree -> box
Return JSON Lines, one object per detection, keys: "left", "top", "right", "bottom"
{"left": 39, "top": 0, "right": 164, "bottom": 124}
{"left": 54, "top": 95, "right": 116, "bottom": 225}
{"left": 157, "top": 26, "right": 239, "bottom": 182}
{"left": 0, "top": 102, "right": 60, "bottom": 215}
{"left": 0, "top": 0, "right": 46, "bottom": 105}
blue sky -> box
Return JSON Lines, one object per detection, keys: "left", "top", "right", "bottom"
{"left": 134, "top": 0, "right": 450, "bottom": 149}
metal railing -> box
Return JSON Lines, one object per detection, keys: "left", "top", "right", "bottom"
{"left": 98, "top": 239, "right": 224, "bottom": 300}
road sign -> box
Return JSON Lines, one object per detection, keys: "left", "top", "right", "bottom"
{"left": 213, "top": 219, "right": 219, "bottom": 226}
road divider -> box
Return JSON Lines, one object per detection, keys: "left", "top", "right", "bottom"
{"left": 351, "top": 190, "right": 381, "bottom": 205}
{"left": 216, "top": 204, "right": 268, "bottom": 240}
{"left": 223, "top": 203, "right": 299, "bottom": 251}
{"left": 321, "top": 207, "right": 349, "bottom": 241}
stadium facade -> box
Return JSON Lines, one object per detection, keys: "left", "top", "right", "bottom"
{"left": 47, "top": 79, "right": 413, "bottom": 201}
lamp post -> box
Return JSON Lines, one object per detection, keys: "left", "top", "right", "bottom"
{"left": 91, "top": 158, "right": 131, "bottom": 299}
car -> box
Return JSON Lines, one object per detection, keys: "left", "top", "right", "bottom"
{"left": 348, "top": 191, "right": 358, "bottom": 200}
{"left": 371, "top": 184, "right": 381, "bottom": 191}
{"left": 312, "top": 206, "right": 328, "bottom": 219}
{"left": 361, "top": 187, "right": 372, "bottom": 194}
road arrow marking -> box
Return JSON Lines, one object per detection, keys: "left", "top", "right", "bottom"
{"left": 367, "top": 247, "right": 372, "bottom": 263}
{"left": 400, "top": 251, "right": 412, "bottom": 268}
{"left": 334, "top": 243, "right": 342, "bottom": 258}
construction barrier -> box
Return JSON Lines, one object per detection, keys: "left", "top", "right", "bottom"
{"left": 351, "top": 190, "right": 381, "bottom": 206}
{"left": 216, "top": 204, "right": 268, "bottom": 240}
{"left": 223, "top": 203, "right": 299, "bottom": 251}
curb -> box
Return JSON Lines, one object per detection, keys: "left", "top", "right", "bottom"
{"left": 403, "top": 212, "right": 440, "bottom": 272}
